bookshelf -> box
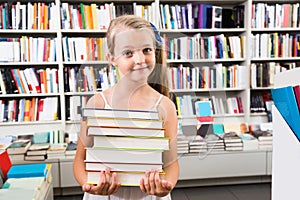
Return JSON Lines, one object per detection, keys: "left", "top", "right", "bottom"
{"left": 0, "top": 0, "right": 299, "bottom": 191}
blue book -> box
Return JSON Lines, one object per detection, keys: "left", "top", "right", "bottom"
{"left": 7, "top": 163, "right": 49, "bottom": 179}
{"left": 271, "top": 86, "right": 300, "bottom": 142}
{"left": 195, "top": 100, "right": 212, "bottom": 116}
{"left": 213, "top": 124, "right": 224, "bottom": 135}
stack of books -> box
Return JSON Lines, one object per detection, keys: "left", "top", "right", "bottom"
{"left": 188, "top": 135, "right": 207, "bottom": 154}
{"left": 223, "top": 132, "right": 243, "bottom": 151}
{"left": 25, "top": 143, "right": 50, "bottom": 161}
{"left": 6, "top": 139, "right": 31, "bottom": 162}
{"left": 3, "top": 163, "right": 52, "bottom": 199}
{"left": 83, "top": 108, "right": 168, "bottom": 186}
{"left": 205, "top": 134, "right": 225, "bottom": 152}
{"left": 177, "top": 134, "right": 189, "bottom": 154}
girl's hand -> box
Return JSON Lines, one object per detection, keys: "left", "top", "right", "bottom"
{"left": 140, "top": 169, "right": 173, "bottom": 197}
{"left": 82, "top": 168, "right": 121, "bottom": 196}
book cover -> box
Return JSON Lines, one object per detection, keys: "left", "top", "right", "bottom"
{"left": 293, "top": 85, "right": 300, "bottom": 111}
{"left": 7, "top": 163, "right": 50, "bottom": 179}
{"left": 0, "top": 150, "right": 12, "bottom": 180}
{"left": 93, "top": 136, "right": 169, "bottom": 150}
{"left": 85, "top": 148, "right": 162, "bottom": 164}
{"left": 6, "top": 139, "right": 31, "bottom": 155}
{"left": 271, "top": 86, "right": 300, "bottom": 142}
{"left": 82, "top": 108, "right": 159, "bottom": 120}
{"left": 87, "top": 126, "right": 164, "bottom": 137}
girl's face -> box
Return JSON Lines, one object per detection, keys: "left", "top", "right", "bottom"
{"left": 110, "top": 28, "right": 156, "bottom": 82}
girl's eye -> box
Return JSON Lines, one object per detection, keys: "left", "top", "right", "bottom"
{"left": 143, "top": 48, "right": 153, "bottom": 54}
{"left": 123, "top": 50, "right": 133, "bottom": 57}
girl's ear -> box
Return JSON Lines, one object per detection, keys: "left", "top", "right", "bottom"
{"left": 106, "top": 54, "right": 117, "bottom": 66}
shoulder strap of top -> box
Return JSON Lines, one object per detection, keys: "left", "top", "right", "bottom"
{"left": 154, "top": 94, "right": 164, "bottom": 108}
{"left": 99, "top": 92, "right": 108, "bottom": 107}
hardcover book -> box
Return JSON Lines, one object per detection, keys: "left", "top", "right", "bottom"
{"left": 85, "top": 148, "right": 163, "bottom": 164}
{"left": 87, "top": 126, "right": 165, "bottom": 137}
{"left": 86, "top": 117, "right": 163, "bottom": 129}
{"left": 85, "top": 162, "right": 163, "bottom": 172}
{"left": 7, "top": 163, "right": 51, "bottom": 179}
{"left": 93, "top": 136, "right": 169, "bottom": 150}
{"left": 87, "top": 170, "right": 165, "bottom": 186}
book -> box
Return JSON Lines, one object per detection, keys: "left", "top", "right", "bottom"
{"left": 93, "top": 136, "right": 169, "bottom": 150}
{"left": 7, "top": 163, "right": 51, "bottom": 179}
{"left": 271, "top": 86, "right": 300, "bottom": 141}
{"left": 86, "top": 117, "right": 163, "bottom": 129}
{"left": 82, "top": 108, "right": 160, "bottom": 120}
{"left": 0, "top": 150, "right": 12, "bottom": 180}
{"left": 87, "top": 126, "right": 165, "bottom": 137}
{"left": 87, "top": 170, "right": 165, "bottom": 186}
{"left": 6, "top": 139, "right": 31, "bottom": 155}
{"left": 237, "top": 133, "right": 258, "bottom": 151}
{"left": 293, "top": 85, "right": 300, "bottom": 111}
{"left": 85, "top": 161, "right": 163, "bottom": 172}
{"left": 85, "top": 148, "right": 162, "bottom": 164}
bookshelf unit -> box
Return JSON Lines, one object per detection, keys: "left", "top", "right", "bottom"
{"left": 0, "top": 0, "right": 299, "bottom": 192}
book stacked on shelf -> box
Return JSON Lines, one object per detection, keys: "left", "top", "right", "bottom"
{"left": 47, "top": 143, "right": 67, "bottom": 159}
{"left": 237, "top": 133, "right": 259, "bottom": 151}
{"left": 6, "top": 139, "right": 31, "bottom": 162}
{"left": 177, "top": 134, "right": 189, "bottom": 154}
{"left": 25, "top": 143, "right": 50, "bottom": 161}
{"left": 83, "top": 108, "right": 168, "bottom": 186}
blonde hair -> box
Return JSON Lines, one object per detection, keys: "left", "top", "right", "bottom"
{"left": 106, "top": 15, "right": 170, "bottom": 98}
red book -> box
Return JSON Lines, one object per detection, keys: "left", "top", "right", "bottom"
{"left": 293, "top": 85, "right": 300, "bottom": 111}
{"left": 0, "top": 150, "right": 12, "bottom": 180}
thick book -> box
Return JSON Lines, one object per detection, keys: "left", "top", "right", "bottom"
{"left": 87, "top": 126, "right": 165, "bottom": 137}
{"left": 7, "top": 163, "right": 51, "bottom": 179}
{"left": 82, "top": 107, "right": 159, "bottom": 119}
{"left": 6, "top": 139, "right": 31, "bottom": 155}
{"left": 87, "top": 170, "right": 165, "bottom": 186}
{"left": 85, "top": 161, "right": 163, "bottom": 172}
{"left": 86, "top": 117, "right": 163, "bottom": 129}
{"left": 93, "top": 136, "right": 169, "bottom": 150}
{"left": 85, "top": 148, "right": 162, "bottom": 164}
{"left": 271, "top": 86, "right": 300, "bottom": 141}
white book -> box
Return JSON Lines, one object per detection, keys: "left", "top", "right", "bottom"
{"left": 93, "top": 136, "right": 169, "bottom": 150}
{"left": 85, "top": 161, "right": 163, "bottom": 172}
{"left": 85, "top": 148, "right": 162, "bottom": 164}
{"left": 88, "top": 126, "right": 164, "bottom": 137}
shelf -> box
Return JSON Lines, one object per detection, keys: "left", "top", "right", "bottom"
{"left": 167, "top": 58, "right": 246, "bottom": 63}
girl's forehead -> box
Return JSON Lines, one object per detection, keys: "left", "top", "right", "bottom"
{"left": 114, "top": 29, "right": 154, "bottom": 48}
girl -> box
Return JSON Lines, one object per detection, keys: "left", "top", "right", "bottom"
{"left": 73, "top": 14, "right": 179, "bottom": 200}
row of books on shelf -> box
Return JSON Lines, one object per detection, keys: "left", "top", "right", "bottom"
{"left": 178, "top": 122, "right": 273, "bottom": 154}
{"left": 165, "top": 34, "right": 245, "bottom": 60}
{"left": 159, "top": 3, "right": 244, "bottom": 30}
{"left": 175, "top": 95, "right": 244, "bottom": 117}
{"left": 250, "top": 62, "right": 299, "bottom": 88}
{"left": 168, "top": 64, "right": 248, "bottom": 90}
{"left": 0, "top": 68, "right": 58, "bottom": 95}
{"left": 62, "top": 37, "right": 108, "bottom": 62}
{"left": 271, "top": 84, "right": 300, "bottom": 142}
{"left": 252, "top": 3, "right": 300, "bottom": 29}
{"left": 251, "top": 33, "right": 300, "bottom": 58}
{"left": 250, "top": 92, "right": 273, "bottom": 114}
{"left": 0, "top": 152, "right": 52, "bottom": 199}
{"left": 0, "top": 37, "right": 57, "bottom": 63}
{"left": 0, "top": 97, "right": 58, "bottom": 123}
{"left": 0, "top": 2, "right": 58, "bottom": 30}
{"left": 82, "top": 107, "right": 167, "bottom": 186}
{"left": 64, "top": 65, "right": 118, "bottom": 93}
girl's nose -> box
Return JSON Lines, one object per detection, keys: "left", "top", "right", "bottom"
{"left": 133, "top": 51, "right": 145, "bottom": 64}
